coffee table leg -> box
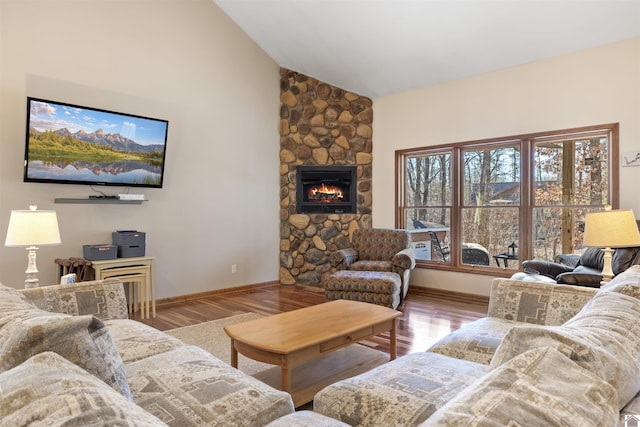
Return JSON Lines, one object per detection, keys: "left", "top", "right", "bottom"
{"left": 390, "top": 319, "right": 397, "bottom": 360}
{"left": 230, "top": 339, "right": 238, "bottom": 368}
{"left": 281, "top": 360, "right": 291, "bottom": 394}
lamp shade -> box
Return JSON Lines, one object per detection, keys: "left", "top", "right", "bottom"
{"left": 5, "top": 209, "right": 61, "bottom": 247}
{"left": 583, "top": 209, "right": 640, "bottom": 248}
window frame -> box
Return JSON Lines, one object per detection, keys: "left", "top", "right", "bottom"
{"left": 396, "top": 123, "right": 619, "bottom": 276}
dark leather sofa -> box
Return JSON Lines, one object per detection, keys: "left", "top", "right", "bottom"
{"left": 522, "top": 246, "right": 640, "bottom": 288}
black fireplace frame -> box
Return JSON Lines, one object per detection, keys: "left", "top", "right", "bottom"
{"left": 296, "top": 165, "right": 357, "bottom": 214}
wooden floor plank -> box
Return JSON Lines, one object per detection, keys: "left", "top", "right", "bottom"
{"left": 134, "top": 284, "right": 488, "bottom": 358}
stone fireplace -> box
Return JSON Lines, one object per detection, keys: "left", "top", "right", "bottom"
{"left": 279, "top": 68, "right": 373, "bottom": 286}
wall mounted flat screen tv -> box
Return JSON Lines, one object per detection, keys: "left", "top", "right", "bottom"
{"left": 24, "top": 97, "right": 169, "bottom": 188}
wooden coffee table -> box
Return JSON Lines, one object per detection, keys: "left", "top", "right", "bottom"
{"left": 224, "top": 299, "right": 402, "bottom": 407}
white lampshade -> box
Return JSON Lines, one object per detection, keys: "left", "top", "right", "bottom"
{"left": 583, "top": 210, "right": 640, "bottom": 248}
{"left": 5, "top": 208, "right": 61, "bottom": 247}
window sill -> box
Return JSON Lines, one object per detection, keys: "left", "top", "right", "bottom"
{"left": 414, "top": 262, "right": 517, "bottom": 278}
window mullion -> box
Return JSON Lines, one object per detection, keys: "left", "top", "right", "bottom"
{"left": 451, "top": 147, "right": 462, "bottom": 266}
{"left": 520, "top": 139, "right": 532, "bottom": 264}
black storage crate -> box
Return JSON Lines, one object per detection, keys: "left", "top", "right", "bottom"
{"left": 117, "top": 244, "right": 146, "bottom": 258}
{"left": 83, "top": 244, "right": 117, "bottom": 260}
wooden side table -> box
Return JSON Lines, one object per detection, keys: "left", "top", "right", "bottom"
{"left": 91, "top": 256, "right": 156, "bottom": 319}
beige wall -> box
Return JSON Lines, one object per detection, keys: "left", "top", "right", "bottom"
{"left": 0, "top": 0, "right": 280, "bottom": 296}
{"left": 373, "top": 38, "right": 640, "bottom": 296}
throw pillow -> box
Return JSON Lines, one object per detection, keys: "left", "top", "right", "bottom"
{"left": 491, "top": 291, "right": 640, "bottom": 409}
{"left": 422, "top": 347, "right": 617, "bottom": 426}
{"left": 0, "top": 352, "right": 165, "bottom": 426}
{"left": 0, "top": 283, "right": 131, "bottom": 399}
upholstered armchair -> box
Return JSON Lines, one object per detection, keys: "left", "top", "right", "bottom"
{"left": 331, "top": 228, "right": 416, "bottom": 301}
{"left": 519, "top": 246, "right": 640, "bottom": 288}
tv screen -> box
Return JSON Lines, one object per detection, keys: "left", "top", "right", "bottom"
{"left": 24, "top": 97, "right": 169, "bottom": 188}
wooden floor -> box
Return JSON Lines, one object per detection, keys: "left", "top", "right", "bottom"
{"left": 135, "top": 284, "right": 488, "bottom": 357}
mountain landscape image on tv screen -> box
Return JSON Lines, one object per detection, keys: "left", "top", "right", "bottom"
{"left": 24, "top": 97, "right": 169, "bottom": 188}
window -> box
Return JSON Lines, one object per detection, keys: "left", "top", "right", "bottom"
{"left": 397, "top": 124, "right": 618, "bottom": 274}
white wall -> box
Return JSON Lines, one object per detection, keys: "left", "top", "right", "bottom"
{"left": 0, "top": 0, "right": 280, "bottom": 296}
{"left": 373, "top": 38, "right": 640, "bottom": 296}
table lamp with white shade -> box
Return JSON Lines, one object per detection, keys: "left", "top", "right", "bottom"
{"left": 4, "top": 205, "right": 61, "bottom": 288}
{"left": 583, "top": 208, "right": 640, "bottom": 286}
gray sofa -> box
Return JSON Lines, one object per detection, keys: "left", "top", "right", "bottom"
{"left": 0, "top": 279, "right": 295, "bottom": 426}
{"left": 6, "top": 269, "right": 640, "bottom": 426}
{"left": 303, "top": 266, "right": 640, "bottom": 426}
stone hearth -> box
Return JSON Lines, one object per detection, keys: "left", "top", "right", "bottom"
{"left": 279, "top": 68, "right": 373, "bottom": 285}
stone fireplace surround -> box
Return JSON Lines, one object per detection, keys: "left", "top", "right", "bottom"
{"left": 279, "top": 68, "right": 373, "bottom": 285}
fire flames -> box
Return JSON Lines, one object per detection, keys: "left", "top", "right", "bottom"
{"left": 308, "top": 183, "right": 344, "bottom": 202}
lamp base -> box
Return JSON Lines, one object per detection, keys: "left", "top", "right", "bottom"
{"left": 23, "top": 246, "right": 40, "bottom": 289}
{"left": 600, "top": 247, "right": 614, "bottom": 287}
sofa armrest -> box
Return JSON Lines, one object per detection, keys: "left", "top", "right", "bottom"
{"left": 521, "top": 260, "right": 573, "bottom": 278}
{"left": 556, "top": 271, "right": 603, "bottom": 288}
{"left": 487, "top": 278, "right": 597, "bottom": 326}
{"left": 331, "top": 248, "right": 358, "bottom": 269}
{"left": 392, "top": 248, "right": 416, "bottom": 270}
{"left": 18, "top": 278, "right": 129, "bottom": 321}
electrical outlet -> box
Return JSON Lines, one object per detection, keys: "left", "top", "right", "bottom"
{"left": 231, "top": 264, "right": 237, "bottom": 274}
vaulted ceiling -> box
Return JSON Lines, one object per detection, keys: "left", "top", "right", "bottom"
{"left": 212, "top": 0, "right": 640, "bottom": 99}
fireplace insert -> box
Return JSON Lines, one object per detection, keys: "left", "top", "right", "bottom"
{"left": 296, "top": 166, "right": 357, "bottom": 214}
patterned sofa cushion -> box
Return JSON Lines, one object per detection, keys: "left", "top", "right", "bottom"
{"left": 491, "top": 291, "right": 640, "bottom": 409}
{"left": 313, "top": 351, "right": 489, "bottom": 427}
{"left": 0, "top": 352, "right": 165, "bottom": 426}
{"left": 348, "top": 260, "right": 394, "bottom": 272}
{"left": 19, "top": 279, "right": 129, "bottom": 320}
{"left": 126, "top": 345, "right": 295, "bottom": 426}
{"left": 0, "top": 283, "right": 131, "bottom": 399}
{"left": 427, "top": 279, "right": 598, "bottom": 366}
{"left": 487, "top": 279, "right": 597, "bottom": 324}
{"left": 105, "top": 319, "right": 185, "bottom": 364}
{"left": 427, "top": 317, "right": 525, "bottom": 365}
{"left": 422, "top": 347, "right": 618, "bottom": 426}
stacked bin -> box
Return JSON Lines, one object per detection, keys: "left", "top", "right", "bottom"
{"left": 112, "top": 231, "right": 146, "bottom": 258}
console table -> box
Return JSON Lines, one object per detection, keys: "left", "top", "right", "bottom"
{"left": 91, "top": 256, "right": 156, "bottom": 319}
